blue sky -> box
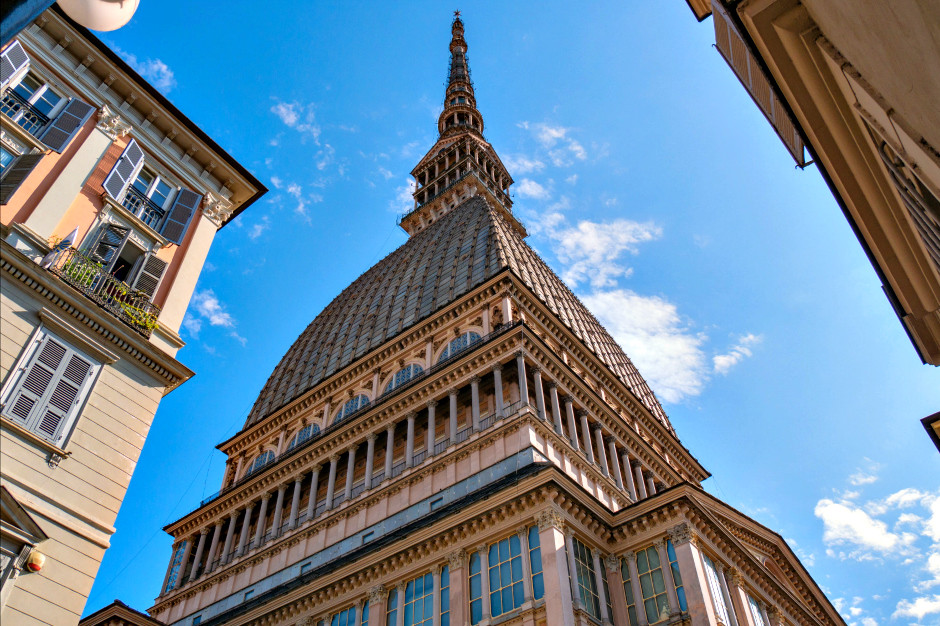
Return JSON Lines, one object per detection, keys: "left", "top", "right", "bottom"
{"left": 83, "top": 2, "right": 938, "bottom": 623}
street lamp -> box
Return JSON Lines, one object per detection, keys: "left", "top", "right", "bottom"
{"left": 57, "top": 0, "right": 139, "bottom": 32}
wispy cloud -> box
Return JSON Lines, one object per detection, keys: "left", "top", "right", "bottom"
{"left": 503, "top": 154, "right": 545, "bottom": 175}
{"left": 114, "top": 47, "right": 176, "bottom": 93}
{"left": 270, "top": 99, "right": 321, "bottom": 143}
{"left": 516, "top": 178, "right": 551, "bottom": 200}
{"left": 247, "top": 215, "right": 270, "bottom": 240}
{"left": 518, "top": 121, "right": 588, "bottom": 167}
{"left": 712, "top": 333, "right": 762, "bottom": 375}
{"left": 185, "top": 290, "right": 245, "bottom": 346}
{"left": 391, "top": 179, "right": 417, "bottom": 214}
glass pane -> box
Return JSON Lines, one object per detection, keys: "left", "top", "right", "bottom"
{"left": 647, "top": 547, "right": 661, "bottom": 569}
{"left": 470, "top": 599, "right": 481, "bottom": 624}
{"left": 528, "top": 526, "right": 540, "bottom": 549}
{"left": 509, "top": 535, "right": 520, "bottom": 556}
{"left": 406, "top": 580, "right": 415, "bottom": 602}
{"left": 636, "top": 550, "right": 649, "bottom": 573}
{"left": 677, "top": 585, "right": 687, "bottom": 612}
{"left": 640, "top": 574, "right": 654, "bottom": 598}
{"left": 500, "top": 562, "right": 511, "bottom": 586}
{"left": 469, "top": 573, "right": 481, "bottom": 596}
{"left": 644, "top": 599, "right": 658, "bottom": 622}
{"left": 512, "top": 581, "right": 524, "bottom": 607}
{"left": 532, "top": 572, "right": 544, "bottom": 599}
{"left": 32, "top": 86, "right": 61, "bottom": 116}
{"left": 133, "top": 169, "right": 155, "bottom": 194}
{"left": 488, "top": 544, "right": 498, "bottom": 565}
{"left": 152, "top": 179, "right": 172, "bottom": 207}
{"left": 529, "top": 549, "right": 542, "bottom": 576}
{"left": 501, "top": 586, "right": 512, "bottom": 612}
{"left": 12, "top": 74, "right": 41, "bottom": 101}
{"left": 628, "top": 606, "right": 639, "bottom": 626}
{"left": 651, "top": 569, "right": 666, "bottom": 593}
{"left": 490, "top": 590, "right": 501, "bottom": 617}
{"left": 470, "top": 552, "right": 480, "bottom": 574}
{"left": 510, "top": 556, "right": 522, "bottom": 581}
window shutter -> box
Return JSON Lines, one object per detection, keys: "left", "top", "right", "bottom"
{"left": 160, "top": 188, "right": 201, "bottom": 244}
{"left": 88, "top": 223, "right": 130, "bottom": 265}
{"left": 0, "top": 153, "right": 43, "bottom": 204}
{"left": 4, "top": 335, "right": 65, "bottom": 426}
{"left": 102, "top": 139, "right": 144, "bottom": 200}
{"left": 35, "top": 350, "right": 93, "bottom": 442}
{"left": 131, "top": 254, "right": 168, "bottom": 299}
{"left": 40, "top": 98, "right": 96, "bottom": 153}
{"left": 0, "top": 40, "right": 30, "bottom": 93}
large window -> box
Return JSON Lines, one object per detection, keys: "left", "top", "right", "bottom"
{"left": 125, "top": 165, "right": 177, "bottom": 229}
{"left": 440, "top": 565, "right": 450, "bottom": 626}
{"left": 287, "top": 424, "right": 318, "bottom": 451}
{"left": 621, "top": 560, "right": 640, "bottom": 626}
{"left": 469, "top": 551, "right": 483, "bottom": 624}
{"left": 164, "top": 540, "right": 189, "bottom": 593}
{"left": 387, "top": 586, "right": 398, "bottom": 625}
{"left": 384, "top": 363, "right": 424, "bottom": 394}
{"left": 666, "top": 540, "right": 687, "bottom": 612}
{"left": 334, "top": 394, "right": 370, "bottom": 424}
{"left": 487, "top": 535, "right": 524, "bottom": 618}
{"left": 402, "top": 572, "right": 434, "bottom": 626}
{"left": 246, "top": 451, "right": 275, "bottom": 476}
{"left": 437, "top": 331, "right": 481, "bottom": 363}
{"left": 330, "top": 603, "right": 358, "bottom": 626}
{"left": 748, "top": 595, "right": 767, "bottom": 626}
{"left": 571, "top": 537, "right": 601, "bottom": 620}
{"left": 1, "top": 328, "right": 100, "bottom": 446}
{"left": 702, "top": 554, "right": 729, "bottom": 624}
{"left": 2, "top": 71, "right": 64, "bottom": 136}
{"left": 636, "top": 545, "right": 669, "bottom": 623}
{"left": 527, "top": 525, "right": 544, "bottom": 600}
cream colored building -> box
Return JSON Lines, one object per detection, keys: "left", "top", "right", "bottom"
{"left": 148, "top": 16, "right": 842, "bottom": 626}
{"left": 682, "top": 0, "right": 940, "bottom": 367}
{"left": 0, "top": 7, "right": 264, "bottom": 625}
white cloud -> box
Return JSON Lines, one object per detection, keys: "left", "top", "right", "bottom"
{"left": 270, "top": 99, "right": 321, "bottom": 143}
{"left": 115, "top": 47, "right": 176, "bottom": 93}
{"left": 893, "top": 595, "right": 940, "bottom": 620}
{"left": 713, "top": 333, "right": 762, "bottom": 374}
{"left": 582, "top": 289, "right": 708, "bottom": 403}
{"left": 391, "top": 179, "right": 417, "bottom": 214}
{"left": 377, "top": 167, "right": 395, "bottom": 180}
{"left": 815, "top": 498, "right": 912, "bottom": 555}
{"left": 518, "top": 121, "right": 588, "bottom": 166}
{"left": 315, "top": 144, "right": 335, "bottom": 171}
{"left": 248, "top": 215, "right": 270, "bottom": 241}
{"left": 270, "top": 175, "right": 283, "bottom": 190}
{"left": 516, "top": 178, "right": 551, "bottom": 200}
{"left": 503, "top": 154, "right": 545, "bottom": 175}
{"left": 565, "top": 174, "right": 578, "bottom": 185}
{"left": 191, "top": 290, "right": 235, "bottom": 328}
{"left": 181, "top": 313, "right": 202, "bottom": 338}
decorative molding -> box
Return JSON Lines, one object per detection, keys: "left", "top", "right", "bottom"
{"left": 368, "top": 585, "right": 387, "bottom": 603}
{"left": 448, "top": 549, "right": 467, "bottom": 569}
{"left": 604, "top": 554, "right": 619, "bottom": 573}
{"left": 668, "top": 522, "right": 694, "bottom": 547}
{"left": 95, "top": 104, "right": 132, "bottom": 140}
{"left": 536, "top": 507, "right": 565, "bottom": 532}
{"left": 203, "top": 191, "right": 233, "bottom": 226}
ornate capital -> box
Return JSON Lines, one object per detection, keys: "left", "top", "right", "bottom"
{"left": 531, "top": 365, "right": 542, "bottom": 375}
{"left": 728, "top": 568, "right": 745, "bottom": 587}
{"left": 470, "top": 375, "right": 482, "bottom": 384}
{"left": 368, "top": 585, "right": 387, "bottom": 603}
{"left": 547, "top": 381, "right": 557, "bottom": 390}
{"left": 203, "top": 192, "right": 233, "bottom": 226}
{"left": 427, "top": 399, "right": 438, "bottom": 409}
{"left": 448, "top": 549, "right": 467, "bottom": 569}
{"left": 622, "top": 550, "right": 637, "bottom": 563}
{"left": 329, "top": 453, "right": 340, "bottom": 462}
{"left": 668, "top": 522, "right": 694, "bottom": 547}
{"left": 766, "top": 607, "right": 782, "bottom": 626}
{"left": 296, "top": 617, "right": 315, "bottom": 626}
{"left": 366, "top": 432, "right": 378, "bottom": 443}
{"left": 652, "top": 538, "right": 666, "bottom": 551}
{"left": 536, "top": 507, "right": 565, "bottom": 532}
{"left": 448, "top": 388, "right": 458, "bottom": 397}
{"left": 604, "top": 554, "right": 620, "bottom": 573}
{"left": 96, "top": 104, "right": 132, "bottom": 140}
{"left": 515, "top": 350, "right": 525, "bottom": 359}
{"left": 491, "top": 363, "right": 503, "bottom": 374}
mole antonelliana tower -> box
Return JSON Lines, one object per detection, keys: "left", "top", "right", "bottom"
{"left": 148, "top": 14, "right": 842, "bottom": 626}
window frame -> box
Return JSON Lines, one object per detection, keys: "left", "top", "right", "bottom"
{"left": 383, "top": 363, "right": 424, "bottom": 395}
{"left": 571, "top": 537, "right": 602, "bottom": 620}
{"left": 7, "top": 70, "right": 67, "bottom": 123}
{"left": 334, "top": 393, "right": 370, "bottom": 424}
{"left": 436, "top": 331, "right": 482, "bottom": 364}
{"left": 635, "top": 545, "right": 670, "bottom": 624}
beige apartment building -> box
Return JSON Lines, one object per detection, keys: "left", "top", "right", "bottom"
{"left": 682, "top": 0, "right": 940, "bottom": 368}
{"left": 0, "top": 7, "right": 264, "bottom": 625}
{"left": 148, "top": 16, "right": 842, "bottom": 626}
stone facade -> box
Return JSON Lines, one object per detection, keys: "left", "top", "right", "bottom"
{"left": 148, "top": 15, "right": 842, "bottom": 626}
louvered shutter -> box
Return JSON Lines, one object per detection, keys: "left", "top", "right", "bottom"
{"left": 102, "top": 139, "right": 144, "bottom": 200}
{"left": 0, "top": 153, "right": 42, "bottom": 204}
{"left": 88, "top": 223, "right": 129, "bottom": 265}
{"left": 160, "top": 188, "right": 200, "bottom": 244}
{"left": 1, "top": 40, "right": 30, "bottom": 93}
{"left": 131, "top": 254, "right": 168, "bottom": 299}
{"left": 4, "top": 335, "right": 64, "bottom": 426}
{"left": 40, "top": 98, "right": 96, "bottom": 152}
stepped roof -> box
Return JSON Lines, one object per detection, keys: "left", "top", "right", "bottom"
{"left": 245, "top": 196, "right": 670, "bottom": 430}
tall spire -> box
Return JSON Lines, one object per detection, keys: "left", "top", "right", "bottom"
{"left": 438, "top": 11, "right": 484, "bottom": 139}
{"left": 401, "top": 12, "right": 516, "bottom": 237}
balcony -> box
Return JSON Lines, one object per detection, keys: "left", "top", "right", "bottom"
{"left": 121, "top": 185, "right": 166, "bottom": 230}
{"left": 1, "top": 89, "right": 50, "bottom": 138}
{"left": 45, "top": 248, "right": 161, "bottom": 337}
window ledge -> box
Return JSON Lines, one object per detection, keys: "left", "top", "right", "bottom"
{"left": 0, "top": 117, "right": 50, "bottom": 154}
{"left": 0, "top": 415, "right": 71, "bottom": 468}
{"left": 101, "top": 194, "right": 170, "bottom": 247}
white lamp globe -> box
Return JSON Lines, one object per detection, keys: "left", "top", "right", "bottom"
{"left": 56, "top": 0, "right": 140, "bottom": 32}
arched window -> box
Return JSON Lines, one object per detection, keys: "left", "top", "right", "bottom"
{"left": 334, "top": 394, "right": 370, "bottom": 424}
{"left": 383, "top": 363, "right": 424, "bottom": 394}
{"left": 437, "top": 331, "right": 482, "bottom": 363}
{"left": 246, "top": 450, "right": 274, "bottom": 477}
{"left": 286, "top": 424, "right": 319, "bottom": 451}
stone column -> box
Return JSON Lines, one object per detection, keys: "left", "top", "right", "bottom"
{"left": 306, "top": 465, "right": 321, "bottom": 520}
{"left": 579, "top": 411, "right": 595, "bottom": 464}
{"left": 478, "top": 544, "right": 491, "bottom": 621}
{"left": 624, "top": 551, "right": 649, "bottom": 626}
{"left": 161, "top": 541, "right": 180, "bottom": 592}
{"left": 470, "top": 376, "right": 481, "bottom": 430}
{"left": 405, "top": 414, "right": 416, "bottom": 468}
{"left": 605, "top": 555, "right": 630, "bottom": 626}
{"left": 321, "top": 397, "right": 332, "bottom": 429}
{"left": 234, "top": 453, "right": 245, "bottom": 480}
{"left": 175, "top": 537, "right": 194, "bottom": 588}
{"left": 727, "top": 569, "right": 754, "bottom": 626}
{"left": 549, "top": 383, "right": 564, "bottom": 436}
{"left": 622, "top": 453, "right": 638, "bottom": 500}
{"left": 564, "top": 530, "right": 587, "bottom": 614}
{"left": 516, "top": 351, "right": 529, "bottom": 404}
{"left": 396, "top": 582, "right": 407, "bottom": 626}
{"left": 565, "top": 397, "right": 580, "bottom": 451}
{"left": 326, "top": 453, "right": 340, "bottom": 508}
{"left": 365, "top": 435, "right": 376, "bottom": 489}
{"left": 647, "top": 475, "right": 657, "bottom": 496}
{"left": 655, "top": 539, "right": 680, "bottom": 617}
{"left": 717, "top": 563, "right": 741, "bottom": 626}
{"left": 271, "top": 483, "right": 288, "bottom": 537}
{"left": 449, "top": 389, "right": 458, "bottom": 443}
{"left": 372, "top": 368, "right": 381, "bottom": 399}
{"left": 592, "top": 549, "right": 612, "bottom": 624}
{"left": 448, "top": 550, "right": 468, "bottom": 626}
{"left": 432, "top": 564, "right": 442, "bottom": 626}
{"left": 634, "top": 463, "right": 649, "bottom": 499}
{"left": 205, "top": 520, "right": 223, "bottom": 573}
{"left": 493, "top": 365, "right": 505, "bottom": 417}
{"left": 482, "top": 305, "right": 491, "bottom": 335}
{"left": 537, "top": 509, "right": 575, "bottom": 626}
{"left": 607, "top": 439, "right": 624, "bottom": 490}
{"left": 275, "top": 426, "right": 288, "bottom": 455}
{"left": 518, "top": 525, "right": 534, "bottom": 603}
{"left": 187, "top": 530, "right": 208, "bottom": 583}
{"left": 288, "top": 477, "right": 303, "bottom": 529}
{"left": 385, "top": 425, "right": 395, "bottom": 478}
{"left": 345, "top": 444, "right": 358, "bottom": 499}
{"left": 594, "top": 426, "right": 610, "bottom": 476}
{"left": 426, "top": 400, "right": 437, "bottom": 456}
{"left": 237, "top": 502, "right": 254, "bottom": 556}
{"left": 369, "top": 585, "right": 388, "bottom": 626}
{"left": 501, "top": 293, "right": 512, "bottom": 324}
{"left": 668, "top": 523, "right": 717, "bottom": 625}
{"left": 532, "top": 367, "right": 546, "bottom": 420}
{"left": 253, "top": 494, "right": 270, "bottom": 547}
{"left": 759, "top": 601, "right": 773, "bottom": 626}
{"left": 221, "top": 511, "right": 238, "bottom": 564}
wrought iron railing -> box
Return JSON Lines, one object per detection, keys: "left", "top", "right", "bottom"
{"left": 121, "top": 185, "right": 166, "bottom": 229}
{"left": 46, "top": 248, "right": 161, "bottom": 337}
{"left": 1, "top": 89, "right": 49, "bottom": 137}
